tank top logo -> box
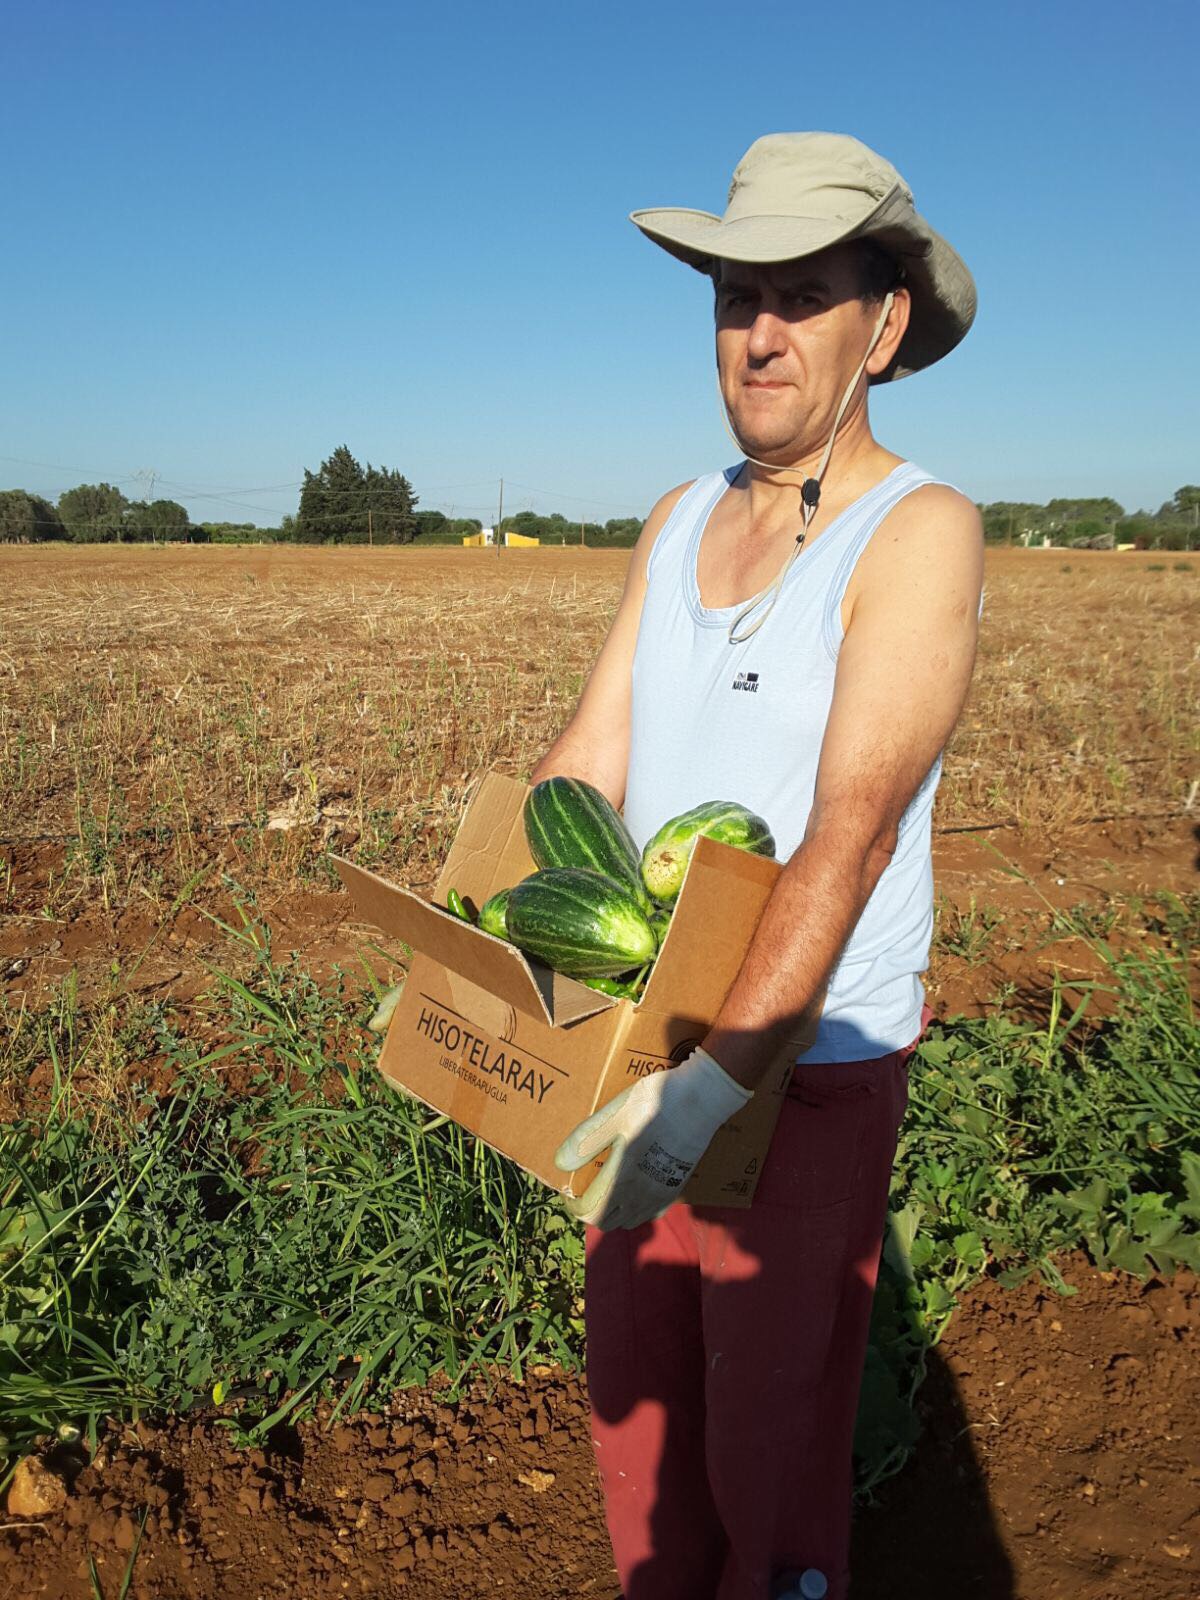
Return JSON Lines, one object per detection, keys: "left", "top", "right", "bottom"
{"left": 732, "top": 671, "right": 759, "bottom": 693}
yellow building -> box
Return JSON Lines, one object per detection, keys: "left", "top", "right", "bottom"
{"left": 461, "top": 528, "right": 541, "bottom": 547}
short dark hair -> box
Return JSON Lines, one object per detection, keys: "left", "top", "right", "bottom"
{"left": 854, "top": 239, "right": 904, "bottom": 305}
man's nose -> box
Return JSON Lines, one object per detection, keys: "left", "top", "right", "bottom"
{"left": 747, "top": 305, "right": 788, "bottom": 362}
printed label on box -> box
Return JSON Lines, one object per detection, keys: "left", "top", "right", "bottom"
{"left": 409, "top": 991, "right": 565, "bottom": 1108}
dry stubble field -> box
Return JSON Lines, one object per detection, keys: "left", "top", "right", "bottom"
{"left": 1, "top": 541, "right": 1198, "bottom": 1600}
{"left": 2, "top": 542, "right": 1196, "bottom": 1021}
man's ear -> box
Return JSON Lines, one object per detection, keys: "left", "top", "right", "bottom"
{"left": 866, "top": 286, "right": 911, "bottom": 379}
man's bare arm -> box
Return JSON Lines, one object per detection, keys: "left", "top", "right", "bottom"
{"left": 703, "top": 486, "right": 985, "bottom": 1086}
{"left": 529, "top": 482, "right": 692, "bottom": 806}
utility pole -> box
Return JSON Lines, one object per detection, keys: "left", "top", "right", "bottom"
{"left": 497, "top": 478, "right": 504, "bottom": 543}
{"left": 580, "top": 519, "right": 585, "bottom": 546}
{"left": 368, "top": 508, "right": 373, "bottom": 547}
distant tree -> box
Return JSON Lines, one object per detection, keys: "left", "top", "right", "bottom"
{"left": 492, "top": 509, "right": 644, "bottom": 546}
{"left": 601, "top": 517, "right": 643, "bottom": 546}
{"left": 1116, "top": 514, "right": 1154, "bottom": 543}
{"left": 297, "top": 445, "right": 357, "bottom": 543}
{"left": 0, "top": 490, "right": 68, "bottom": 542}
{"left": 1156, "top": 486, "right": 1199, "bottom": 549}
{"left": 296, "top": 446, "right": 418, "bottom": 544}
{"left": 58, "top": 481, "right": 128, "bottom": 542}
{"left": 364, "top": 464, "right": 419, "bottom": 544}
{"left": 200, "top": 521, "right": 276, "bottom": 544}
{"left": 414, "top": 510, "right": 449, "bottom": 539}
{"left": 507, "top": 510, "right": 544, "bottom": 540}
{"left": 412, "top": 512, "right": 484, "bottom": 544}
{"left": 1044, "top": 497, "right": 1124, "bottom": 532}
{"left": 123, "top": 498, "right": 190, "bottom": 542}
{"left": 978, "top": 501, "right": 1049, "bottom": 544}
{"left": 1167, "top": 485, "right": 1200, "bottom": 520}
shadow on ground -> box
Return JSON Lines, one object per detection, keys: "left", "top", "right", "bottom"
{"left": 850, "top": 1345, "right": 1014, "bottom": 1597}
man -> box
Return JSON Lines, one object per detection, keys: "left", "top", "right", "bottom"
{"left": 534, "top": 134, "right": 983, "bottom": 1599}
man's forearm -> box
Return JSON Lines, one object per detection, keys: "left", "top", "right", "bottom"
{"left": 702, "top": 824, "right": 895, "bottom": 1090}
{"left": 529, "top": 731, "right": 627, "bottom": 808}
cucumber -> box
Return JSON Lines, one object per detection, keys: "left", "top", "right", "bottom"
{"left": 524, "top": 777, "right": 649, "bottom": 909}
{"left": 446, "top": 888, "right": 473, "bottom": 923}
{"left": 478, "top": 887, "right": 512, "bottom": 939}
{"left": 506, "top": 868, "right": 657, "bottom": 978}
{"left": 641, "top": 801, "right": 775, "bottom": 904}
{"left": 580, "top": 973, "right": 646, "bottom": 1000}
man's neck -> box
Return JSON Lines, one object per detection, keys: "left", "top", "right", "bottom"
{"left": 736, "top": 409, "right": 897, "bottom": 535}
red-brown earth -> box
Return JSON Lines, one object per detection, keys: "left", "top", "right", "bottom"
{"left": 3, "top": 1255, "right": 1196, "bottom": 1600}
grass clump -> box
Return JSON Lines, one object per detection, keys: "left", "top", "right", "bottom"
{"left": 859, "top": 921, "right": 1199, "bottom": 1489}
{"left": 2, "top": 883, "right": 1196, "bottom": 1495}
{"left": 0, "top": 896, "right": 582, "bottom": 1457}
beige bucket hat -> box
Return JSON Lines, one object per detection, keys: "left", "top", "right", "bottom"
{"left": 631, "top": 131, "right": 976, "bottom": 381}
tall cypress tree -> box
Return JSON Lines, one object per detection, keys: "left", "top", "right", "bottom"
{"left": 363, "top": 463, "right": 418, "bottom": 544}
{"left": 296, "top": 447, "right": 418, "bottom": 543}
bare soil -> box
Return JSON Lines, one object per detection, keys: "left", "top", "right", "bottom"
{"left": 2, "top": 546, "right": 1198, "bottom": 1596}
{"left": 3, "top": 1256, "right": 1196, "bottom": 1600}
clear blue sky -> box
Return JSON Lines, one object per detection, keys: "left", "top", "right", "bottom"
{"left": 3, "top": 0, "right": 1196, "bottom": 527}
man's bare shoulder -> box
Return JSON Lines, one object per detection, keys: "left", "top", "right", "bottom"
{"left": 857, "top": 482, "right": 982, "bottom": 576}
{"left": 875, "top": 482, "right": 982, "bottom": 544}
{"left": 846, "top": 482, "right": 983, "bottom": 624}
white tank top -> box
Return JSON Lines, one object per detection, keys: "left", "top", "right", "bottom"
{"left": 624, "top": 460, "right": 957, "bottom": 1063}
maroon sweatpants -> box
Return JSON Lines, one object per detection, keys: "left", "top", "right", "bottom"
{"left": 584, "top": 1006, "right": 929, "bottom": 1600}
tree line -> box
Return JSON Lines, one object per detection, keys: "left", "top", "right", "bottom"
{"left": 2, "top": 447, "right": 1196, "bottom": 552}
{"left": 978, "top": 489, "right": 1198, "bottom": 550}
{"left": 0, "top": 483, "right": 200, "bottom": 544}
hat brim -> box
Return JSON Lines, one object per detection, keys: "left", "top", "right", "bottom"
{"left": 630, "top": 201, "right": 976, "bottom": 382}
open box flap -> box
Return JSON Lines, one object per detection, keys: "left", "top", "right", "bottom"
{"left": 334, "top": 856, "right": 617, "bottom": 1027}
{"left": 640, "top": 835, "right": 781, "bottom": 1017}
{"left": 434, "top": 771, "right": 535, "bottom": 910}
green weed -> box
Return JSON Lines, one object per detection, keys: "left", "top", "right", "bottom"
{"left": 2, "top": 876, "right": 1196, "bottom": 1499}
{"left": 934, "top": 894, "right": 1005, "bottom": 963}
{"left": 858, "top": 924, "right": 1199, "bottom": 1491}
{"left": 0, "top": 887, "right": 583, "bottom": 1455}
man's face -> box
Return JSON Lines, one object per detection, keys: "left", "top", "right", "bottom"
{"left": 713, "top": 243, "right": 898, "bottom": 464}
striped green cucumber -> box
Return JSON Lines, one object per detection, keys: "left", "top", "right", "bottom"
{"left": 478, "top": 887, "right": 512, "bottom": 939}
{"left": 524, "top": 777, "right": 649, "bottom": 909}
{"left": 640, "top": 801, "right": 776, "bottom": 905}
{"left": 506, "top": 868, "right": 657, "bottom": 978}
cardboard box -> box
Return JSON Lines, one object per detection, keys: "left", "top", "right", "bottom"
{"left": 334, "top": 772, "right": 812, "bottom": 1208}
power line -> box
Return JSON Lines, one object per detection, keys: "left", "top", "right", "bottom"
{"left": 502, "top": 479, "right": 646, "bottom": 513}
{"left": 2, "top": 454, "right": 648, "bottom": 525}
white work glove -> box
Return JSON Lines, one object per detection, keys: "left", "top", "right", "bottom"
{"left": 554, "top": 1047, "right": 751, "bottom": 1231}
{"left": 368, "top": 983, "right": 404, "bottom": 1034}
